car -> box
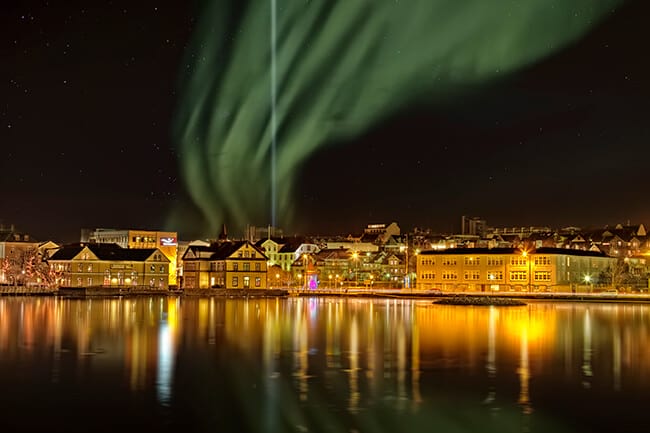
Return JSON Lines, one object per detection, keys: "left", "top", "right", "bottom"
{"left": 604, "top": 288, "right": 618, "bottom": 296}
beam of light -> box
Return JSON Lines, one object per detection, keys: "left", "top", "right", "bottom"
{"left": 270, "top": 0, "right": 277, "bottom": 227}
{"left": 172, "top": 0, "right": 622, "bottom": 235}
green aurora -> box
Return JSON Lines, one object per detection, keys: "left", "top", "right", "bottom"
{"left": 172, "top": 0, "right": 622, "bottom": 236}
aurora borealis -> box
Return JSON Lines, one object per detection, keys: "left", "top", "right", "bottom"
{"left": 3, "top": 0, "right": 648, "bottom": 241}
{"left": 173, "top": 0, "right": 622, "bottom": 235}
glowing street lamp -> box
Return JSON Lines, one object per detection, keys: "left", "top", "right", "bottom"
{"left": 522, "top": 250, "right": 531, "bottom": 292}
{"left": 584, "top": 274, "right": 593, "bottom": 293}
{"left": 351, "top": 251, "right": 359, "bottom": 287}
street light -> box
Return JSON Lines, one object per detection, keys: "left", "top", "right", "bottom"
{"left": 351, "top": 251, "right": 359, "bottom": 287}
{"left": 328, "top": 274, "right": 332, "bottom": 289}
{"left": 275, "top": 272, "right": 280, "bottom": 289}
{"left": 522, "top": 250, "right": 531, "bottom": 293}
{"left": 584, "top": 274, "right": 593, "bottom": 293}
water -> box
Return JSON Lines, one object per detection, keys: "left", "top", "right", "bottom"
{"left": 0, "top": 296, "right": 648, "bottom": 433}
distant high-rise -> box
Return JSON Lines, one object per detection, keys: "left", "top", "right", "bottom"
{"left": 461, "top": 216, "right": 487, "bottom": 237}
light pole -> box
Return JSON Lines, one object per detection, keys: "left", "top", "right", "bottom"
{"left": 351, "top": 251, "right": 359, "bottom": 288}
{"left": 522, "top": 251, "right": 531, "bottom": 293}
{"left": 584, "top": 274, "right": 592, "bottom": 293}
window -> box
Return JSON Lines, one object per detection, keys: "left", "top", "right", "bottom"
{"left": 159, "top": 265, "right": 165, "bottom": 273}
{"left": 243, "top": 276, "right": 250, "bottom": 288}
{"left": 103, "top": 270, "right": 111, "bottom": 285}
{"left": 233, "top": 263, "right": 238, "bottom": 271}
{"left": 487, "top": 271, "right": 503, "bottom": 281}
{"left": 442, "top": 257, "right": 457, "bottom": 266}
{"left": 534, "top": 271, "right": 551, "bottom": 281}
{"left": 87, "top": 277, "right": 93, "bottom": 286}
{"left": 534, "top": 256, "right": 551, "bottom": 266}
{"left": 510, "top": 271, "right": 528, "bottom": 281}
{"left": 210, "top": 262, "right": 217, "bottom": 271}
{"left": 255, "top": 277, "right": 261, "bottom": 287}
{"left": 255, "top": 263, "right": 261, "bottom": 271}
{"left": 487, "top": 257, "right": 503, "bottom": 266}
{"left": 464, "top": 257, "right": 480, "bottom": 266}
{"left": 232, "top": 276, "right": 238, "bottom": 287}
{"left": 510, "top": 256, "right": 527, "bottom": 266}
{"left": 150, "top": 265, "right": 155, "bottom": 272}
{"left": 87, "top": 264, "right": 93, "bottom": 272}
{"left": 243, "top": 263, "right": 250, "bottom": 271}
{"left": 442, "top": 271, "right": 458, "bottom": 280}
{"left": 464, "top": 270, "right": 480, "bottom": 280}
{"left": 77, "top": 277, "right": 83, "bottom": 287}
{"left": 78, "top": 263, "right": 83, "bottom": 272}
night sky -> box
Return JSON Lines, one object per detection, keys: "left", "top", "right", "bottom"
{"left": 2, "top": 0, "right": 649, "bottom": 242}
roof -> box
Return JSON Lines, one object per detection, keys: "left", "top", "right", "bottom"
{"left": 420, "top": 247, "right": 612, "bottom": 258}
{"left": 184, "top": 241, "right": 267, "bottom": 261}
{"left": 49, "top": 243, "right": 165, "bottom": 262}
{"left": 0, "top": 229, "right": 37, "bottom": 243}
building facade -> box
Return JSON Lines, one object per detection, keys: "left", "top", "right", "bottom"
{"left": 182, "top": 241, "right": 268, "bottom": 289}
{"left": 83, "top": 228, "right": 178, "bottom": 286}
{"left": 48, "top": 244, "right": 170, "bottom": 289}
{"left": 416, "top": 247, "right": 616, "bottom": 293}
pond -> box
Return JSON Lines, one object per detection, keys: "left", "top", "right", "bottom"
{"left": 0, "top": 296, "right": 648, "bottom": 433}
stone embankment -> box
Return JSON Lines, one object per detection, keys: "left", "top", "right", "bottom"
{"left": 182, "top": 288, "right": 289, "bottom": 298}
{"left": 434, "top": 295, "right": 526, "bottom": 306}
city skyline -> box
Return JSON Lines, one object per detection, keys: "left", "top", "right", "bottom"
{"left": 2, "top": 1, "right": 649, "bottom": 242}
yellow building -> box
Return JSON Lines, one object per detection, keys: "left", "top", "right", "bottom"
{"left": 416, "top": 247, "right": 616, "bottom": 293}
{"left": 182, "top": 241, "right": 268, "bottom": 289}
{"left": 48, "top": 243, "right": 170, "bottom": 289}
{"left": 85, "top": 228, "right": 178, "bottom": 286}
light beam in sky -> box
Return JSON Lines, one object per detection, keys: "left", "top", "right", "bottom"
{"left": 171, "top": 0, "right": 622, "bottom": 236}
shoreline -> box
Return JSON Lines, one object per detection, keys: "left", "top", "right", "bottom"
{"left": 3, "top": 286, "right": 650, "bottom": 304}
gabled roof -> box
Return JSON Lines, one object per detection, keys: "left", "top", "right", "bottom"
{"left": 184, "top": 241, "right": 267, "bottom": 261}
{"left": 0, "top": 229, "right": 37, "bottom": 243}
{"left": 49, "top": 243, "right": 166, "bottom": 262}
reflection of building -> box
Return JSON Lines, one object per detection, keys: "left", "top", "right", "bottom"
{"left": 48, "top": 243, "right": 170, "bottom": 289}
{"left": 416, "top": 247, "right": 616, "bottom": 292}
{"left": 82, "top": 228, "right": 178, "bottom": 286}
{"left": 182, "top": 241, "right": 268, "bottom": 289}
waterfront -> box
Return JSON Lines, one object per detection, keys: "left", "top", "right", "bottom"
{"left": 1, "top": 296, "right": 649, "bottom": 432}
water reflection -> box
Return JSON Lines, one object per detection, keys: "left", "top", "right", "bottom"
{"left": 1, "top": 297, "right": 650, "bottom": 432}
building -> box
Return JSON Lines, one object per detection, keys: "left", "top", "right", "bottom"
{"left": 416, "top": 247, "right": 616, "bottom": 293}
{"left": 182, "top": 241, "right": 268, "bottom": 289}
{"left": 48, "top": 243, "right": 170, "bottom": 289}
{"left": 82, "top": 228, "right": 179, "bottom": 286}
{"left": 0, "top": 225, "right": 40, "bottom": 285}
{"left": 461, "top": 216, "right": 487, "bottom": 237}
